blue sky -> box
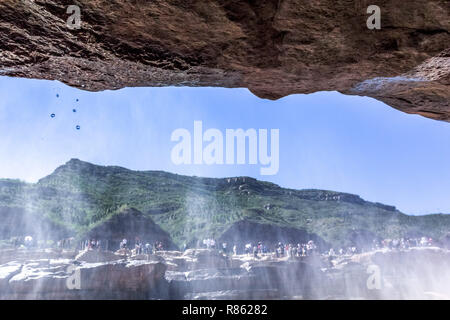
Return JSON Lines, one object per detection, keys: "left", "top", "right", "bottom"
{"left": 1, "top": 76, "right": 450, "bottom": 215}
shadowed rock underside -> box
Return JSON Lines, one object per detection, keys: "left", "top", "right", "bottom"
{"left": 0, "top": 0, "right": 449, "bottom": 120}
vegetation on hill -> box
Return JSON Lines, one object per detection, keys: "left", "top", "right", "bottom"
{"left": 1, "top": 159, "right": 449, "bottom": 248}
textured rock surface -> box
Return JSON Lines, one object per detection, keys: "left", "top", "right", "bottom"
{"left": 0, "top": 248, "right": 77, "bottom": 265}
{"left": 0, "top": 247, "right": 449, "bottom": 299}
{"left": 328, "top": 247, "right": 450, "bottom": 299}
{"left": 0, "top": 0, "right": 449, "bottom": 120}
{"left": 0, "top": 254, "right": 168, "bottom": 299}
{"left": 75, "top": 249, "right": 124, "bottom": 263}
{"left": 164, "top": 247, "right": 450, "bottom": 299}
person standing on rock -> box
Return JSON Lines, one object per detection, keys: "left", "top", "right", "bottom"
{"left": 135, "top": 240, "right": 141, "bottom": 255}
{"left": 120, "top": 238, "right": 127, "bottom": 250}
{"left": 222, "top": 242, "right": 228, "bottom": 254}
{"left": 279, "top": 242, "right": 285, "bottom": 257}
{"left": 328, "top": 248, "right": 335, "bottom": 256}
{"left": 275, "top": 244, "right": 280, "bottom": 258}
{"left": 245, "top": 243, "right": 252, "bottom": 255}
{"left": 253, "top": 245, "right": 258, "bottom": 258}
{"left": 24, "top": 236, "right": 33, "bottom": 248}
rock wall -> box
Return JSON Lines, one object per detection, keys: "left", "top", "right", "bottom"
{"left": 1, "top": 247, "right": 449, "bottom": 299}
{"left": 0, "top": 0, "right": 448, "bottom": 120}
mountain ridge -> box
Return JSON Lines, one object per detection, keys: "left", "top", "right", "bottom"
{"left": 40, "top": 159, "right": 395, "bottom": 208}
{"left": 1, "top": 159, "right": 450, "bottom": 249}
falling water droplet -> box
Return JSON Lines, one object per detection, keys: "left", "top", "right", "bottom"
{"left": 50, "top": 113, "right": 55, "bottom": 118}
{"left": 76, "top": 125, "right": 80, "bottom": 130}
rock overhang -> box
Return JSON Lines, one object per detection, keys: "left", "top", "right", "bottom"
{"left": 0, "top": 0, "right": 448, "bottom": 120}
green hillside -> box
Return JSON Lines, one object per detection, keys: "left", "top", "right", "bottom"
{"left": 1, "top": 159, "right": 449, "bottom": 248}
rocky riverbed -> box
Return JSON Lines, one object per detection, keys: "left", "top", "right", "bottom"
{"left": 0, "top": 247, "right": 449, "bottom": 299}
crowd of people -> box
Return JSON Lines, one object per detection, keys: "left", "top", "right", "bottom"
{"left": 274, "top": 241, "right": 318, "bottom": 258}
{"left": 82, "top": 239, "right": 101, "bottom": 250}
{"left": 325, "top": 236, "right": 436, "bottom": 257}
{"left": 5, "top": 235, "right": 440, "bottom": 258}
{"left": 198, "top": 238, "right": 320, "bottom": 258}
{"left": 77, "top": 237, "right": 166, "bottom": 255}
{"left": 8, "top": 236, "right": 73, "bottom": 249}
{"left": 119, "top": 238, "right": 164, "bottom": 255}
{"left": 197, "top": 236, "right": 440, "bottom": 259}
{"left": 57, "top": 238, "right": 75, "bottom": 249}
{"left": 371, "top": 236, "right": 434, "bottom": 251}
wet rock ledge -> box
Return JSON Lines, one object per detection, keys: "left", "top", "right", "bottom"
{"left": 1, "top": 247, "right": 450, "bottom": 299}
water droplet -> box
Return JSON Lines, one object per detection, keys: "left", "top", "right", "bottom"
{"left": 50, "top": 113, "right": 55, "bottom": 118}
{"left": 76, "top": 125, "right": 80, "bottom": 130}
{"left": 73, "top": 109, "right": 77, "bottom": 113}
{"left": 76, "top": 99, "right": 79, "bottom": 102}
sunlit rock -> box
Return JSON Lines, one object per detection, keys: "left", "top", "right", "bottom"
{"left": 75, "top": 249, "right": 124, "bottom": 263}
{"left": 0, "top": 262, "right": 22, "bottom": 291}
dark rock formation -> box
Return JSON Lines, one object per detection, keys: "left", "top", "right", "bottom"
{"left": 87, "top": 207, "right": 178, "bottom": 250}
{"left": 0, "top": 1, "right": 448, "bottom": 120}
{"left": 218, "top": 220, "right": 328, "bottom": 250}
